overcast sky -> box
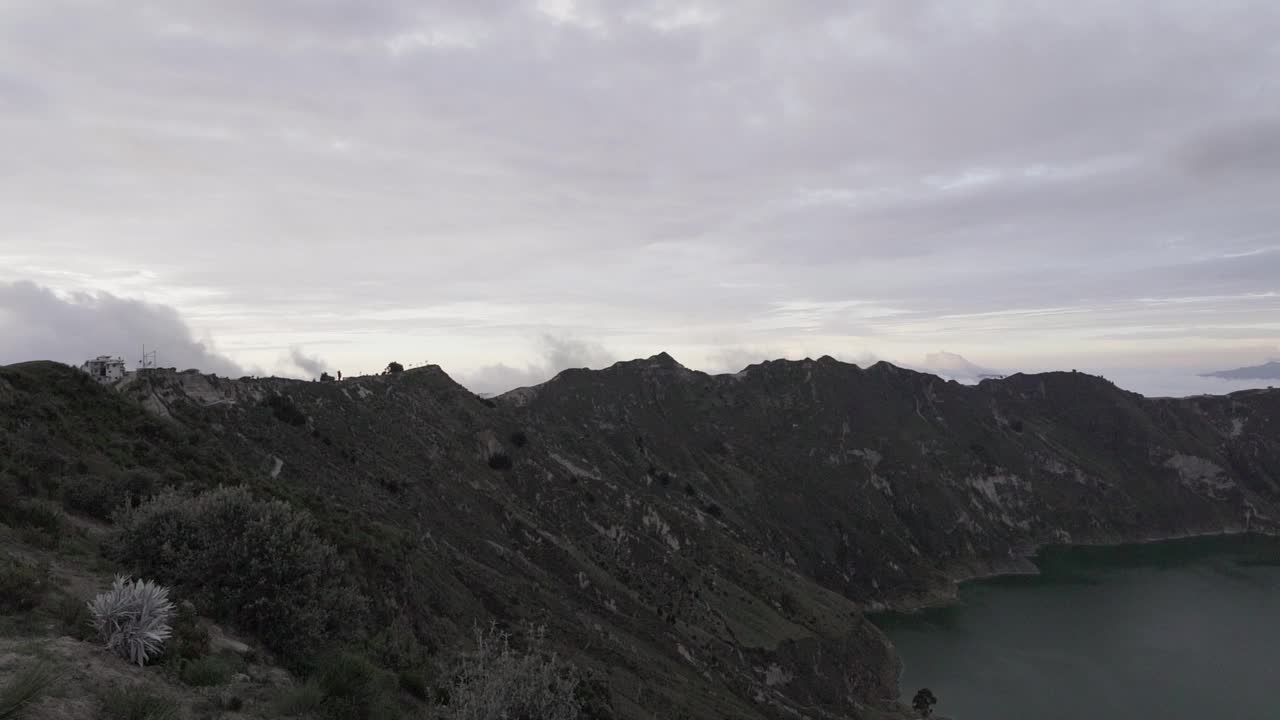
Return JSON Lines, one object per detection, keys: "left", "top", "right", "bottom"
{"left": 2, "top": 1, "right": 1278, "bottom": 395}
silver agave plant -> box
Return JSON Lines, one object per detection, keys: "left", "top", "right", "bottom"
{"left": 87, "top": 576, "right": 176, "bottom": 666}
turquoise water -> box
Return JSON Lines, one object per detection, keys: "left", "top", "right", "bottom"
{"left": 874, "top": 535, "right": 1280, "bottom": 720}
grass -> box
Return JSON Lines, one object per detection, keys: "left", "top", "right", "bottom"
{"left": 100, "top": 685, "right": 181, "bottom": 720}
{"left": 0, "top": 663, "right": 58, "bottom": 719}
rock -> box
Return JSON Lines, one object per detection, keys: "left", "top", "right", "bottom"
{"left": 207, "top": 625, "right": 252, "bottom": 656}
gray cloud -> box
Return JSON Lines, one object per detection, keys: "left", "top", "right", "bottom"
{"left": 460, "top": 335, "right": 615, "bottom": 395}
{"left": 0, "top": 281, "right": 246, "bottom": 376}
{"left": 287, "top": 345, "right": 328, "bottom": 378}
{"left": 0, "top": 1, "right": 1277, "bottom": 384}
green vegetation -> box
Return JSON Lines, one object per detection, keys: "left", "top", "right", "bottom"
{"left": 912, "top": 687, "right": 938, "bottom": 718}
{"left": 314, "top": 652, "right": 396, "bottom": 720}
{"left": 111, "top": 486, "right": 365, "bottom": 663}
{"left": 441, "top": 626, "right": 582, "bottom": 720}
{"left": 61, "top": 469, "right": 159, "bottom": 521}
{"left": 273, "top": 681, "right": 325, "bottom": 717}
{"left": 88, "top": 577, "right": 175, "bottom": 667}
{"left": 0, "top": 558, "right": 46, "bottom": 614}
{"left": 179, "top": 654, "right": 240, "bottom": 687}
{"left": 100, "top": 685, "right": 180, "bottom": 720}
{"left": 0, "top": 663, "right": 57, "bottom": 719}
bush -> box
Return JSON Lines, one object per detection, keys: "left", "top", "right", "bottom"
{"left": 100, "top": 685, "right": 179, "bottom": 720}
{"left": 4, "top": 500, "right": 63, "bottom": 535}
{"left": 58, "top": 594, "right": 94, "bottom": 640}
{"left": 398, "top": 670, "right": 429, "bottom": 701}
{"left": 274, "top": 682, "right": 324, "bottom": 717}
{"left": 88, "top": 576, "right": 175, "bottom": 667}
{"left": 487, "top": 453, "right": 512, "bottom": 471}
{"left": 441, "top": 626, "right": 582, "bottom": 720}
{"left": 111, "top": 486, "right": 365, "bottom": 662}
{"left": 315, "top": 652, "right": 391, "bottom": 719}
{"left": 62, "top": 471, "right": 158, "bottom": 521}
{"left": 0, "top": 557, "right": 46, "bottom": 614}
{"left": 509, "top": 431, "right": 528, "bottom": 448}
{"left": 0, "top": 663, "right": 58, "bottom": 720}
{"left": 165, "top": 602, "right": 208, "bottom": 661}
{"left": 264, "top": 395, "right": 308, "bottom": 426}
{"left": 180, "top": 655, "right": 236, "bottom": 687}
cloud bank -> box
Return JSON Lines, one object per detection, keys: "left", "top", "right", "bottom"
{"left": 0, "top": 2, "right": 1276, "bottom": 383}
{"left": 0, "top": 281, "right": 246, "bottom": 377}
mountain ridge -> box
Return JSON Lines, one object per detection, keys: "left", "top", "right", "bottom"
{"left": 3, "top": 357, "right": 1279, "bottom": 719}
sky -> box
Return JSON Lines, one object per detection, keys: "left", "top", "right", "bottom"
{"left": 1, "top": 1, "right": 1278, "bottom": 395}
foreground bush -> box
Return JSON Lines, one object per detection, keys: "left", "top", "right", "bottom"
{"left": 441, "top": 626, "right": 582, "bottom": 720}
{"left": 112, "top": 486, "right": 364, "bottom": 661}
{"left": 89, "top": 577, "right": 175, "bottom": 667}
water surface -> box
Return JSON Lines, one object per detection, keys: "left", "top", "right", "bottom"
{"left": 874, "top": 535, "right": 1280, "bottom": 720}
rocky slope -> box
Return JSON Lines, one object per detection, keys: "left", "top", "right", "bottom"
{"left": 3, "top": 356, "right": 1278, "bottom": 719}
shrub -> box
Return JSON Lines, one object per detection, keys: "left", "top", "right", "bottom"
{"left": 111, "top": 486, "right": 365, "bottom": 662}
{"left": 509, "top": 431, "right": 528, "bottom": 448}
{"left": 180, "top": 655, "right": 235, "bottom": 687}
{"left": 58, "top": 594, "right": 94, "bottom": 640}
{"left": 274, "top": 682, "right": 325, "bottom": 717}
{"left": 398, "top": 670, "right": 429, "bottom": 701}
{"left": 62, "top": 471, "right": 158, "bottom": 521}
{"left": 264, "top": 395, "right": 307, "bottom": 426}
{"left": 100, "top": 685, "right": 180, "bottom": 720}
{"left": 487, "top": 453, "right": 512, "bottom": 471}
{"left": 165, "top": 602, "right": 208, "bottom": 661}
{"left": 0, "top": 557, "right": 46, "bottom": 614}
{"left": 315, "top": 652, "right": 392, "bottom": 719}
{"left": 5, "top": 500, "right": 63, "bottom": 535}
{"left": 441, "top": 625, "right": 582, "bottom": 720}
{"left": 0, "top": 663, "right": 58, "bottom": 720}
{"left": 88, "top": 576, "right": 175, "bottom": 667}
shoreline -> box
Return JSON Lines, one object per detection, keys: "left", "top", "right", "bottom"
{"left": 869, "top": 525, "right": 1280, "bottom": 618}
{"left": 868, "top": 527, "right": 1280, "bottom": 702}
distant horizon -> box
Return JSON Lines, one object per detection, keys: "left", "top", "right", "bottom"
{"left": 2, "top": 4, "right": 1277, "bottom": 403}
{"left": 9, "top": 346, "right": 1276, "bottom": 401}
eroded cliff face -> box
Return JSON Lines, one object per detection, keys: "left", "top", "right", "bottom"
{"left": 4, "top": 357, "right": 1278, "bottom": 720}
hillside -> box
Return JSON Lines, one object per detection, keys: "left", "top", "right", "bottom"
{"left": 2, "top": 356, "right": 1279, "bottom": 719}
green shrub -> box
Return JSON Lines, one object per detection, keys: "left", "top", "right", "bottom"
{"left": 88, "top": 577, "right": 175, "bottom": 667}
{"left": 0, "top": 663, "right": 58, "bottom": 719}
{"left": 57, "top": 594, "right": 94, "bottom": 640}
{"left": 274, "top": 682, "right": 324, "bottom": 717}
{"left": 217, "top": 693, "right": 244, "bottom": 712}
{"left": 179, "top": 655, "right": 234, "bottom": 687}
{"left": 265, "top": 395, "right": 308, "bottom": 426}
{"left": 397, "top": 670, "right": 428, "bottom": 701}
{"left": 100, "top": 685, "right": 180, "bottom": 720}
{"left": 441, "top": 626, "right": 582, "bottom": 720}
{"left": 111, "top": 486, "right": 365, "bottom": 662}
{"left": 165, "top": 602, "right": 208, "bottom": 661}
{"left": 62, "top": 471, "right": 158, "bottom": 521}
{"left": 315, "top": 652, "right": 393, "bottom": 719}
{"left": 0, "top": 558, "right": 46, "bottom": 614}
{"left": 5, "top": 500, "right": 63, "bottom": 535}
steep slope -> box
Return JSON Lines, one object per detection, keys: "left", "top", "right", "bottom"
{"left": 3, "top": 357, "right": 1279, "bottom": 720}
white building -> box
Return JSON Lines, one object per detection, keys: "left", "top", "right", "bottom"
{"left": 80, "top": 356, "right": 127, "bottom": 384}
